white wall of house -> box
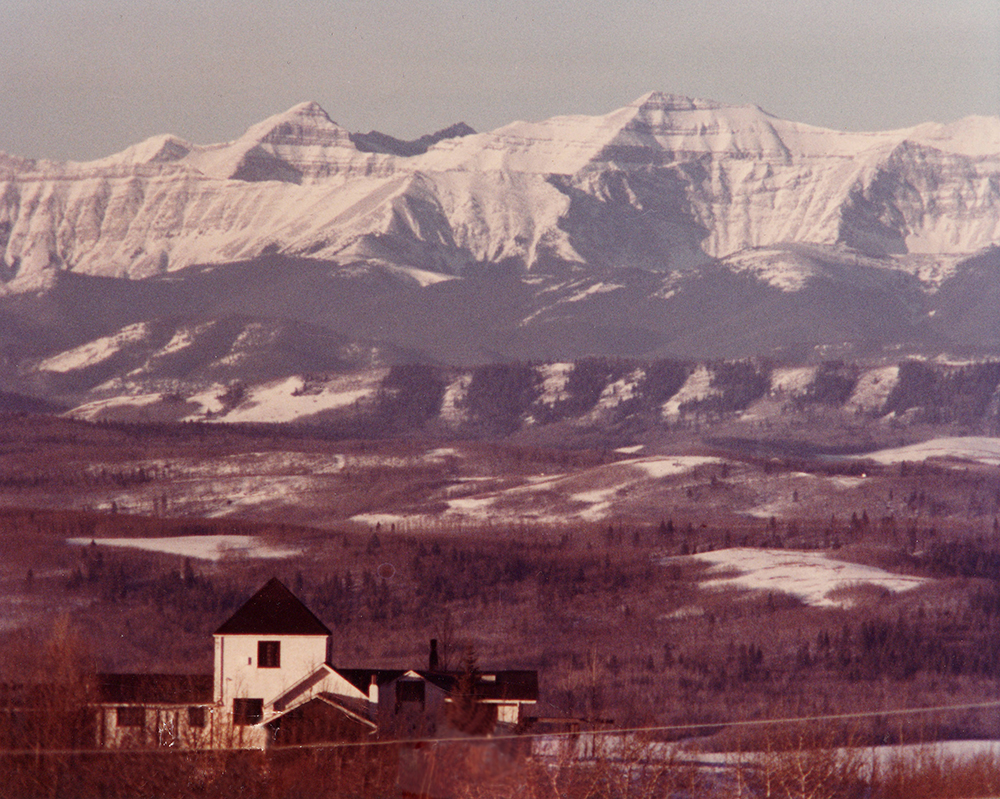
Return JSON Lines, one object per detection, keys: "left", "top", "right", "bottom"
{"left": 214, "top": 633, "right": 330, "bottom": 708}
{"left": 97, "top": 705, "right": 214, "bottom": 749}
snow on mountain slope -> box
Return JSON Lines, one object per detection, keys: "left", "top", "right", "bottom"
{"left": 38, "top": 322, "right": 151, "bottom": 373}
{"left": 2, "top": 92, "right": 998, "bottom": 292}
{"left": 210, "top": 372, "right": 384, "bottom": 424}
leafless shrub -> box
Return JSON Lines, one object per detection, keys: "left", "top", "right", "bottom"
{"left": 878, "top": 745, "right": 1000, "bottom": 799}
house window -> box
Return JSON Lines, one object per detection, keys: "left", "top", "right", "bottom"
{"left": 258, "top": 640, "right": 280, "bottom": 668}
{"left": 188, "top": 706, "right": 207, "bottom": 728}
{"left": 233, "top": 698, "right": 263, "bottom": 726}
{"left": 396, "top": 680, "right": 425, "bottom": 704}
{"left": 116, "top": 706, "right": 146, "bottom": 728}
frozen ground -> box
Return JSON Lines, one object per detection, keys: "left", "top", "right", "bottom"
{"left": 66, "top": 535, "right": 302, "bottom": 561}
{"left": 685, "top": 547, "right": 928, "bottom": 607}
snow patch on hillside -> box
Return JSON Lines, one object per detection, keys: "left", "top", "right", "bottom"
{"left": 848, "top": 366, "right": 899, "bottom": 413}
{"left": 662, "top": 365, "right": 715, "bottom": 418}
{"left": 725, "top": 249, "right": 814, "bottom": 292}
{"left": 860, "top": 436, "right": 1000, "bottom": 466}
{"left": 440, "top": 373, "right": 471, "bottom": 424}
{"left": 215, "top": 323, "right": 278, "bottom": 367}
{"left": 594, "top": 369, "right": 645, "bottom": 411}
{"left": 571, "top": 488, "right": 616, "bottom": 520}
{"left": 687, "top": 548, "right": 927, "bottom": 607}
{"left": 69, "top": 392, "right": 165, "bottom": 421}
{"left": 385, "top": 263, "right": 457, "bottom": 287}
{"left": 218, "top": 373, "right": 380, "bottom": 423}
{"left": 38, "top": 323, "right": 150, "bottom": 372}
{"left": 181, "top": 386, "right": 227, "bottom": 419}
{"left": 157, "top": 322, "right": 214, "bottom": 358}
{"left": 563, "top": 281, "right": 624, "bottom": 303}
{"left": 770, "top": 366, "right": 817, "bottom": 395}
{"left": 537, "top": 363, "right": 573, "bottom": 405}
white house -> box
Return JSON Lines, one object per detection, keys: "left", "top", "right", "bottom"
{"left": 95, "top": 578, "right": 538, "bottom": 750}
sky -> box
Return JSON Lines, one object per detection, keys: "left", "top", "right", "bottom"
{"left": 1, "top": 0, "right": 998, "bottom": 162}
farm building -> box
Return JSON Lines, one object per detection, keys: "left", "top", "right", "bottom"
{"left": 94, "top": 578, "right": 538, "bottom": 750}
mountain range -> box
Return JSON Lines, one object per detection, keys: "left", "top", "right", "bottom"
{"left": 2, "top": 92, "right": 999, "bottom": 420}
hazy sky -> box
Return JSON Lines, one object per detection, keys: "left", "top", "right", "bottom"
{"left": 2, "top": 0, "right": 998, "bottom": 161}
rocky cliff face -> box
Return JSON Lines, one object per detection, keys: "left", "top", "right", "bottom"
{"left": 2, "top": 93, "right": 998, "bottom": 291}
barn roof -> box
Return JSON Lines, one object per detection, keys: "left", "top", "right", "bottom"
{"left": 214, "top": 578, "right": 331, "bottom": 636}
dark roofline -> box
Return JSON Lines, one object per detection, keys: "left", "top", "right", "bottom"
{"left": 96, "top": 673, "right": 213, "bottom": 705}
{"left": 423, "top": 670, "right": 539, "bottom": 701}
{"left": 214, "top": 577, "right": 331, "bottom": 636}
{"left": 330, "top": 666, "right": 537, "bottom": 701}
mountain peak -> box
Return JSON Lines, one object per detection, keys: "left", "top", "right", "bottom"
{"left": 108, "top": 133, "right": 192, "bottom": 166}
{"left": 239, "top": 101, "right": 345, "bottom": 147}
{"left": 629, "top": 91, "right": 726, "bottom": 113}
{"left": 284, "top": 100, "right": 336, "bottom": 123}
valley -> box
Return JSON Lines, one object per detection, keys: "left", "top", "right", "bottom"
{"left": 2, "top": 394, "right": 999, "bottom": 739}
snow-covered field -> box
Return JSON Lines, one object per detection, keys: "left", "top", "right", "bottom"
{"left": 686, "top": 548, "right": 927, "bottom": 607}
{"left": 860, "top": 436, "right": 1000, "bottom": 466}
{"left": 628, "top": 455, "right": 720, "bottom": 478}
{"left": 67, "top": 535, "right": 301, "bottom": 561}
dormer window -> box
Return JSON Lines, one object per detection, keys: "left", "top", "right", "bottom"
{"left": 258, "top": 640, "right": 280, "bottom": 668}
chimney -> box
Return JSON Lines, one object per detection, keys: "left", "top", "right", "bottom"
{"left": 368, "top": 673, "right": 378, "bottom": 703}
{"left": 429, "top": 639, "right": 439, "bottom": 671}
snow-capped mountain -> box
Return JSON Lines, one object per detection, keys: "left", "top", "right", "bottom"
{"left": 2, "top": 92, "right": 1000, "bottom": 413}
{"left": 3, "top": 92, "right": 998, "bottom": 287}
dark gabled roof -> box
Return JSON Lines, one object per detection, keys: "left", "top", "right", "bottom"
{"left": 214, "top": 578, "right": 331, "bottom": 636}
{"left": 333, "top": 668, "right": 406, "bottom": 695}
{"left": 96, "top": 673, "right": 213, "bottom": 705}
{"left": 476, "top": 671, "right": 539, "bottom": 702}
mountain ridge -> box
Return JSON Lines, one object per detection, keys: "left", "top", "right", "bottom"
{"left": 2, "top": 91, "right": 997, "bottom": 287}
{"left": 1, "top": 92, "right": 999, "bottom": 411}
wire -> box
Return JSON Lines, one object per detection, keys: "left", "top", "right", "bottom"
{"left": 281, "top": 697, "right": 1000, "bottom": 751}
{"left": 2, "top": 697, "right": 999, "bottom": 757}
